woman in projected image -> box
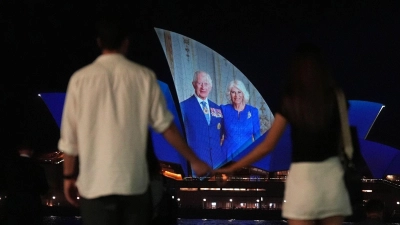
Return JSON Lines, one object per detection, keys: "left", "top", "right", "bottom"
{"left": 215, "top": 43, "right": 352, "bottom": 225}
{"left": 221, "top": 79, "right": 261, "bottom": 161}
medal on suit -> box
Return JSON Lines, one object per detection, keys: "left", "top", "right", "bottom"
{"left": 203, "top": 107, "right": 209, "bottom": 114}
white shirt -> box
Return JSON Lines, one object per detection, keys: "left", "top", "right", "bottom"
{"left": 194, "top": 95, "right": 210, "bottom": 113}
{"left": 58, "top": 54, "right": 173, "bottom": 198}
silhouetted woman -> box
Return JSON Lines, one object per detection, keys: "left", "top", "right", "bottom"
{"left": 215, "top": 43, "right": 352, "bottom": 225}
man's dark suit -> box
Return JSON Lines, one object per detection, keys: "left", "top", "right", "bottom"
{"left": 4, "top": 155, "right": 49, "bottom": 225}
{"left": 180, "top": 95, "right": 225, "bottom": 172}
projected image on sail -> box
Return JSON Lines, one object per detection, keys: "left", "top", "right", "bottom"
{"left": 155, "top": 28, "right": 274, "bottom": 171}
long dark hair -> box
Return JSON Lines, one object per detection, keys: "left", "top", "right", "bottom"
{"left": 282, "top": 43, "right": 337, "bottom": 130}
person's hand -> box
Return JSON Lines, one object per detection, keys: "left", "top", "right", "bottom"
{"left": 64, "top": 179, "right": 80, "bottom": 207}
{"left": 213, "top": 167, "right": 234, "bottom": 187}
{"left": 191, "top": 159, "right": 212, "bottom": 177}
{"left": 214, "top": 166, "right": 234, "bottom": 175}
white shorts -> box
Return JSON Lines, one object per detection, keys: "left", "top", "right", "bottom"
{"left": 282, "top": 156, "right": 352, "bottom": 220}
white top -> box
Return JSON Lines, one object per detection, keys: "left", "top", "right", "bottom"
{"left": 58, "top": 54, "right": 173, "bottom": 199}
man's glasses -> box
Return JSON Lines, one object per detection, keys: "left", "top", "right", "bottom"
{"left": 195, "top": 82, "right": 210, "bottom": 87}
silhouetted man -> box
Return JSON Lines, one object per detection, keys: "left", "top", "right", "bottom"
{"left": 59, "top": 15, "right": 211, "bottom": 225}
{"left": 3, "top": 142, "right": 49, "bottom": 225}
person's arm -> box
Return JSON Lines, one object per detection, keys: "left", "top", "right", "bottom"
{"left": 162, "top": 123, "right": 211, "bottom": 177}
{"left": 63, "top": 154, "right": 79, "bottom": 207}
{"left": 215, "top": 113, "right": 288, "bottom": 174}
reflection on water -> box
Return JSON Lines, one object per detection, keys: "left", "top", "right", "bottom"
{"left": 39, "top": 217, "right": 397, "bottom": 225}
{"left": 177, "top": 219, "right": 287, "bottom": 225}
{"left": 43, "top": 216, "right": 82, "bottom": 225}
{"left": 42, "top": 217, "right": 288, "bottom": 225}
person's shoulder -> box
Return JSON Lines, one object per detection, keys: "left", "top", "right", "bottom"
{"left": 220, "top": 104, "right": 231, "bottom": 110}
{"left": 180, "top": 95, "right": 195, "bottom": 105}
{"left": 120, "top": 58, "right": 156, "bottom": 76}
{"left": 68, "top": 60, "right": 105, "bottom": 84}
{"left": 245, "top": 104, "right": 257, "bottom": 109}
{"left": 71, "top": 63, "right": 96, "bottom": 78}
{"left": 246, "top": 104, "right": 259, "bottom": 112}
{"left": 208, "top": 99, "right": 220, "bottom": 107}
{"left": 19, "top": 156, "right": 40, "bottom": 166}
{"left": 95, "top": 54, "right": 157, "bottom": 79}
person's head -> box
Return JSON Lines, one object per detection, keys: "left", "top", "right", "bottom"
{"left": 16, "top": 141, "right": 34, "bottom": 157}
{"left": 282, "top": 43, "right": 336, "bottom": 129}
{"left": 285, "top": 43, "right": 334, "bottom": 94}
{"left": 365, "top": 199, "right": 385, "bottom": 220}
{"left": 95, "top": 15, "right": 130, "bottom": 54}
{"left": 226, "top": 79, "right": 249, "bottom": 105}
{"left": 192, "top": 71, "right": 212, "bottom": 100}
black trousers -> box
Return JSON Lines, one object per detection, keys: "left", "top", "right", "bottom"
{"left": 80, "top": 188, "right": 152, "bottom": 225}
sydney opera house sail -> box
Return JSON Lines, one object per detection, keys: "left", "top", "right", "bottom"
{"left": 39, "top": 28, "right": 399, "bottom": 180}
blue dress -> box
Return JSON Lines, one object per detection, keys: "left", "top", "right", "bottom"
{"left": 221, "top": 104, "right": 261, "bottom": 161}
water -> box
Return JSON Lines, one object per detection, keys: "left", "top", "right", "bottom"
{"left": 42, "top": 216, "right": 82, "bottom": 225}
{"left": 41, "top": 216, "right": 288, "bottom": 225}
{"left": 40, "top": 217, "right": 371, "bottom": 225}
{"left": 177, "top": 219, "right": 287, "bottom": 225}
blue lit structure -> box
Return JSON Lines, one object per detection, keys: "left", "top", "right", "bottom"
{"left": 39, "top": 29, "right": 398, "bottom": 179}
{"left": 41, "top": 88, "right": 396, "bottom": 179}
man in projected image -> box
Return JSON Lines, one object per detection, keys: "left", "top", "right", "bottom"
{"left": 180, "top": 71, "right": 224, "bottom": 175}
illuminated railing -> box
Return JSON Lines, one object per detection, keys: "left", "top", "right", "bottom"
{"left": 182, "top": 176, "right": 287, "bottom": 182}
{"left": 180, "top": 188, "right": 267, "bottom": 192}
{"left": 362, "top": 178, "right": 400, "bottom": 189}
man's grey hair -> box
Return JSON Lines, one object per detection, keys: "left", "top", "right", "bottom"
{"left": 192, "top": 71, "right": 213, "bottom": 85}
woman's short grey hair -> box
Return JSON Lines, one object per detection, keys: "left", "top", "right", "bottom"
{"left": 226, "top": 79, "right": 250, "bottom": 103}
{"left": 192, "top": 71, "right": 212, "bottom": 85}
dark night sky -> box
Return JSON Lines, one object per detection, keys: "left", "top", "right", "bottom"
{"left": 1, "top": 1, "right": 400, "bottom": 159}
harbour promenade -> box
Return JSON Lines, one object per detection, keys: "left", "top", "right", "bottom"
{"left": 2, "top": 162, "right": 400, "bottom": 224}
